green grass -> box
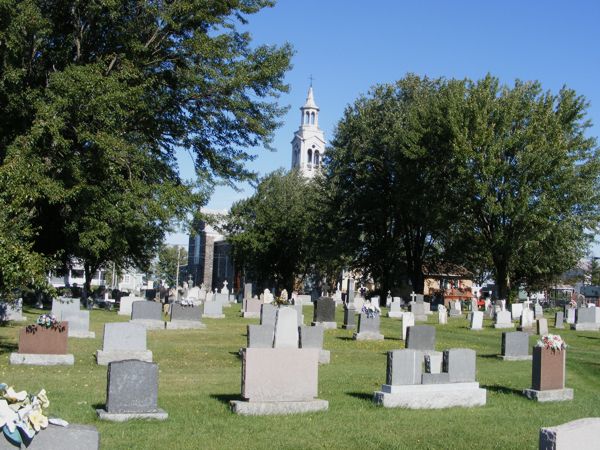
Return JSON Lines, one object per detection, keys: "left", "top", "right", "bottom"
{"left": 1, "top": 306, "right": 599, "bottom": 449}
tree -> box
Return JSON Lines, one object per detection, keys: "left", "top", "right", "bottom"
{"left": 225, "top": 169, "right": 317, "bottom": 292}
{"left": 323, "top": 75, "right": 460, "bottom": 294}
{"left": 154, "top": 245, "right": 188, "bottom": 288}
{"left": 0, "top": 0, "right": 292, "bottom": 296}
{"left": 450, "top": 75, "right": 600, "bottom": 300}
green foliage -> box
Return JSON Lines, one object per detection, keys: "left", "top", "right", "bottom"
{"left": 226, "top": 169, "right": 317, "bottom": 291}
{"left": 0, "top": 0, "right": 292, "bottom": 295}
{"left": 449, "top": 75, "right": 600, "bottom": 299}
{"left": 154, "top": 245, "right": 188, "bottom": 288}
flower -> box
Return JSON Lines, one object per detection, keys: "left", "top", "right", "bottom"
{"left": 361, "top": 301, "right": 381, "bottom": 318}
{"left": 36, "top": 314, "right": 58, "bottom": 329}
{"left": 536, "top": 334, "right": 567, "bottom": 351}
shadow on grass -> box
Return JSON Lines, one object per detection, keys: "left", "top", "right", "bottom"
{"left": 0, "top": 336, "right": 17, "bottom": 355}
{"left": 478, "top": 353, "right": 500, "bottom": 359}
{"left": 576, "top": 335, "right": 600, "bottom": 340}
{"left": 482, "top": 384, "right": 523, "bottom": 396}
{"left": 210, "top": 393, "right": 241, "bottom": 405}
{"left": 228, "top": 350, "right": 242, "bottom": 359}
{"left": 336, "top": 336, "right": 354, "bottom": 341}
{"left": 92, "top": 403, "right": 104, "bottom": 411}
{"left": 346, "top": 392, "right": 373, "bottom": 402}
{"left": 384, "top": 336, "right": 402, "bottom": 341}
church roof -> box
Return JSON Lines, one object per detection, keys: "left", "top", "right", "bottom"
{"left": 302, "top": 86, "right": 319, "bottom": 109}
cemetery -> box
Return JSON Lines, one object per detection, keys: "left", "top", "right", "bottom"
{"left": 0, "top": 301, "right": 599, "bottom": 448}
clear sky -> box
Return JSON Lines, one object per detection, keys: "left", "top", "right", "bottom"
{"left": 167, "top": 0, "right": 600, "bottom": 245}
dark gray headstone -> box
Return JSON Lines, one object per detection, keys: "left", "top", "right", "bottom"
{"left": 260, "top": 304, "right": 277, "bottom": 327}
{"left": 131, "top": 301, "right": 162, "bottom": 321}
{"left": 244, "top": 283, "right": 253, "bottom": 300}
{"left": 343, "top": 307, "right": 356, "bottom": 329}
{"left": 299, "top": 325, "right": 324, "bottom": 349}
{"left": 170, "top": 303, "right": 201, "bottom": 322}
{"left": 501, "top": 331, "right": 530, "bottom": 357}
{"left": 386, "top": 349, "right": 422, "bottom": 385}
{"left": 347, "top": 279, "right": 355, "bottom": 304}
{"left": 247, "top": 324, "right": 274, "bottom": 348}
{"left": 357, "top": 313, "right": 380, "bottom": 334}
{"left": 313, "top": 297, "right": 335, "bottom": 323}
{"left": 554, "top": 311, "right": 564, "bottom": 328}
{"left": 443, "top": 348, "right": 476, "bottom": 383}
{"left": 576, "top": 307, "right": 595, "bottom": 323}
{"left": 106, "top": 360, "right": 160, "bottom": 413}
{"left": 405, "top": 325, "right": 436, "bottom": 351}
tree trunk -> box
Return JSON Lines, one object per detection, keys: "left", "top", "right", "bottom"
{"left": 495, "top": 262, "right": 510, "bottom": 302}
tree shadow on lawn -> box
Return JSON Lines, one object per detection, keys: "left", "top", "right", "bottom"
{"left": 346, "top": 392, "right": 374, "bottom": 403}
{"left": 210, "top": 393, "right": 241, "bottom": 405}
{"left": 576, "top": 334, "right": 600, "bottom": 340}
{"left": 0, "top": 336, "right": 17, "bottom": 355}
{"left": 482, "top": 384, "right": 523, "bottom": 396}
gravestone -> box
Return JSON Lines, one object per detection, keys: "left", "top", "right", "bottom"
{"left": 500, "top": 331, "right": 531, "bottom": 361}
{"left": 534, "top": 303, "right": 544, "bottom": 319}
{"left": 449, "top": 301, "right": 462, "bottom": 318}
{"left": 353, "top": 313, "right": 383, "bottom": 341}
{"left": 405, "top": 325, "right": 435, "bottom": 352}
{"left": 242, "top": 298, "right": 263, "bottom": 318}
{"left": 386, "top": 349, "right": 422, "bottom": 385}
{"left": 202, "top": 301, "right": 224, "bottom": 319}
{"left": 554, "top": 311, "right": 565, "bottom": 329}
{"left": 524, "top": 346, "right": 573, "bottom": 402}
{"left": 10, "top": 323, "right": 74, "bottom": 365}
{"left": 511, "top": 303, "right": 524, "bottom": 320}
{"left": 97, "top": 360, "right": 168, "bottom": 421}
{"left": 166, "top": 303, "right": 205, "bottom": 329}
{"left": 260, "top": 303, "right": 277, "bottom": 327}
{"left": 247, "top": 324, "right": 274, "bottom": 348}
{"left": 63, "top": 310, "right": 95, "bottom": 338}
{"left": 231, "top": 348, "right": 328, "bottom": 415}
{"left": 96, "top": 322, "right": 152, "bottom": 365}
{"left": 494, "top": 310, "right": 514, "bottom": 329}
{"left": 388, "top": 299, "right": 403, "bottom": 318}
{"left": 443, "top": 349, "right": 476, "bottom": 383}
{"left": 0, "top": 424, "right": 100, "bottom": 450}
{"left": 130, "top": 301, "right": 165, "bottom": 329}
{"left": 342, "top": 306, "right": 356, "bottom": 330}
{"left": 411, "top": 302, "right": 427, "bottom": 322}
{"left": 299, "top": 325, "right": 330, "bottom": 364}
{"left": 312, "top": 297, "right": 336, "bottom": 329}
{"left": 214, "top": 292, "right": 231, "bottom": 307}
{"left": 353, "top": 295, "right": 365, "bottom": 312}
{"left": 118, "top": 296, "right": 144, "bottom": 317}
{"left": 539, "top": 418, "right": 600, "bottom": 450}
{"left": 537, "top": 318, "right": 549, "bottom": 336}
{"left": 469, "top": 311, "right": 483, "bottom": 330}
{"left": 438, "top": 305, "right": 448, "bottom": 325}
{"left": 244, "top": 283, "right": 253, "bottom": 300}
{"left": 572, "top": 307, "right": 600, "bottom": 331}
{"left": 566, "top": 308, "right": 576, "bottom": 324}
{"left": 0, "top": 299, "right": 26, "bottom": 322}
{"left": 518, "top": 308, "right": 535, "bottom": 331}
{"left": 273, "top": 307, "right": 299, "bottom": 348}
{"left": 401, "top": 312, "right": 415, "bottom": 340}
{"left": 51, "top": 298, "right": 81, "bottom": 320}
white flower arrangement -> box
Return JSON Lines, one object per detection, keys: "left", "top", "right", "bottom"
{"left": 361, "top": 301, "right": 381, "bottom": 318}
{"left": 179, "top": 299, "right": 195, "bottom": 307}
{"left": 36, "top": 314, "right": 58, "bottom": 329}
{"left": 536, "top": 334, "right": 567, "bottom": 351}
{"left": 0, "top": 384, "right": 65, "bottom": 447}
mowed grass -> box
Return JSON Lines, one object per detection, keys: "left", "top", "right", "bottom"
{"left": 1, "top": 305, "right": 599, "bottom": 449}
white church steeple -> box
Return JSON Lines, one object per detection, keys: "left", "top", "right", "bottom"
{"left": 291, "top": 84, "right": 326, "bottom": 178}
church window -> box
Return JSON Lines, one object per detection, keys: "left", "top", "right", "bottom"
{"left": 314, "top": 150, "right": 320, "bottom": 167}
{"left": 310, "top": 111, "right": 315, "bottom": 124}
{"left": 307, "top": 149, "right": 313, "bottom": 168}
{"left": 304, "top": 111, "right": 310, "bottom": 124}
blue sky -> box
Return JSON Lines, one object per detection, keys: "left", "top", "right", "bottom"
{"left": 168, "top": 0, "right": 600, "bottom": 245}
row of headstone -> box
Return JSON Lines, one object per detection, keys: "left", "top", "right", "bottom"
{"left": 51, "top": 298, "right": 95, "bottom": 338}
{"left": 0, "top": 298, "right": 26, "bottom": 322}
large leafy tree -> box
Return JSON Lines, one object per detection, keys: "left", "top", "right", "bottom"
{"left": 450, "top": 75, "right": 600, "bottom": 300}
{"left": 226, "top": 169, "right": 318, "bottom": 292}
{"left": 154, "top": 245, "right": 188, "bottom": 288}
{"left": 0, "top": 0, "right": 292, "bottom": 296}
{"left": 323, "top": 75, "right": 459, "bottom": 294}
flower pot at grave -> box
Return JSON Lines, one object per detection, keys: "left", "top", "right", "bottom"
{"left": 18, "top": 323, "right": 69, "bottom": 355}
{"left": 531, "top": 347, "right": 565, "bottom": 391}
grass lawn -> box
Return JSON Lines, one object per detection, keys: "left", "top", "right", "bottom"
{"left": 1, "top": 304, "right": 599, "bottom": 449}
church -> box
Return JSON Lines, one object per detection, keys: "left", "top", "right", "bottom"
{"left": 291, "top": 85, "right": 326, "bottom": 178}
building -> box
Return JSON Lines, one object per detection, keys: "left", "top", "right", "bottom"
{"left": 291, "top": 85, "right": 326, "bottom": 178}
{"left": 186, "top": 214, "right": 235, "bottom": 292}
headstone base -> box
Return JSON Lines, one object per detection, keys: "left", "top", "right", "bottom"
{"left": 129, "top": 319, "right": 165, "bottom": 330}
{"left": 230, "top": 399, "right": 328, "bottom": 416}
{"left": 493, "top": 323, "right": 515, "bottom": 329}
{"left": 242, "top": 312, "right": 261, "bottom": 318}
{"left": 96, "top": 408, "right": 168, "bottom": 421}
{"left": 374, "top": 382, "right": 486, "bottom": 409}
{"left": 414, "top": 315, "right": 427, "bottom": 322}
{"left": 449, "top": 314, "right": 463, "bottom": 319}
{"left": 69, "top": 330, "right": 96, "bottom": 338}
{"left": 353, "top": 331, "right": 384, "bottom": 341}
{"left": 523, "top": 388, "right": 574, "bottom": 402}
{"left": 0, "top": 424, "right": 100, "bottom": 450}
{"left": 203, "top": 314, "right": 225, "bottom": 319}
{"left": 96, "top": 350, "right": 153, "bottom": 365}
{"left": 387, "top": 312, "right": 404, "bottom": 318}
{"left": 498, "top": 355, "right": 532, "bottom": 361}
{"left": 311, "top": 321, "right": 336, "bottom": 329}
{"left": 517, "top": 326, "right": 535, "bottom": 332}
{"left": 9, "top": 353, "right": 74, "bottom": 366}
{"left": 539, "top": 418, "right": 600, "bottom": 450}
{"left": 165, "top": 320, "right": 206, "bottom": 330}
{"left": 319, "top": 350, "right": 330, "bottom": 364}
{"left": 570, "top": 323, "right": 600, "bottom": 331}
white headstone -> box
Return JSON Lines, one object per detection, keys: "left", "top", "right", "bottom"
{"left": 263, "top": 289, "right": 274, "bottom": 304}
{"left": 511, "top": 303, "right": 523, "bottom": 320}
{"left": 470, "top": 311, "right": 483, "bottom": 330}
{"left": 273, "top": 307, "right": 299, "bottom": 348}
{"left": 401, "top": 312, "right": 415, "bottom": 340}
{"left": 221, "top": 280, "right": 229, "bottom": 295}
{"left": 438, "top": 305, "right": 448, "bottom": 325}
